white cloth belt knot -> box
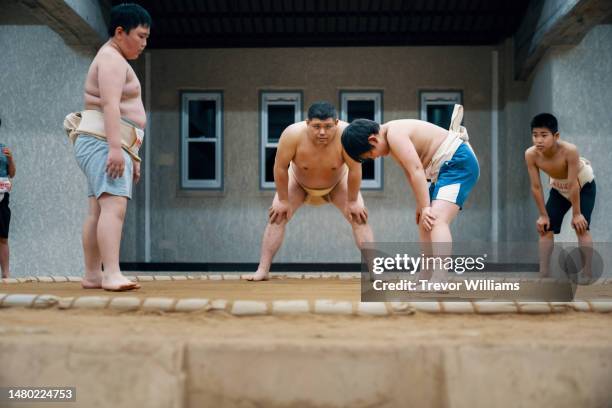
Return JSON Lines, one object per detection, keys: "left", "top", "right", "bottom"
{"left": 424, "top": 104, "right": 471, "bottom": 183}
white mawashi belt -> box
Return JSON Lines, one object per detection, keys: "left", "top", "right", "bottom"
{"left": 424, "top": 104, "right": 471, "bottom": 183}
{"left": 63, "top": 110, "right": 144, "bottom": 162}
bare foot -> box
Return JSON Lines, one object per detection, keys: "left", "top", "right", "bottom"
{"left": 81, "top": 275, "right": 103, "bottom": 289}
{"left": 244, "top": 270, "right": 270, "bottom": 281}
{"left": 577, "top": 271, "right": 594, "bottom": 285}
{"left": 102, "top": 274, "right": 140, "bottom": 291}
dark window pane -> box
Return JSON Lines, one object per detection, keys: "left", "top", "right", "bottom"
{"left": 188, "top": 100, "right": 216, "bottom": 139}
{"left": 347, "top": 100, "right": 375, "bottom": 122}
{"left": 426, "top": 104, "right": 454, "bottom": 129}
{"left": 362, "top": 160, "right": 375, "bottom": 180}
{"left": 268, "top": 104, "right": 295, "bottom": 143}
{"left": 188, "top": 142, "right": 216, "bottom": 180}
{"left": 265, "top": 147, "right": 277, "bottom": 183}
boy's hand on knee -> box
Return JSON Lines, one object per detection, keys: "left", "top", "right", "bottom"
{"left": 419, "top": 207, "right": 436, "bottom": 231}
{"left": 346, "top": 201, "right": 368, "bottom": 224}
{"left": 536, "top": 215, "right": 550, "bottom": 235}
{"left": 572, "top": 214, "right": 588, "bottom": 234}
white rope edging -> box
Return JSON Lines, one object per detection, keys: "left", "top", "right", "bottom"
{"left": 2, "top": 293, "right": 611, "bottom": 315}
{"left": 1, "top": 274, "right": 611, "bottom": 315}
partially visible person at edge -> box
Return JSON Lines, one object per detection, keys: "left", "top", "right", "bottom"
{"left": 0, "top": 118, "right": 17, "bottom": 279}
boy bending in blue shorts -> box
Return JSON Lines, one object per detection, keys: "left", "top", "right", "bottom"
{"left": 341, "top": 105, "right": 479, "bottom": 281}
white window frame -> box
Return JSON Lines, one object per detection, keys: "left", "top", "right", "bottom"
{"left": 260, "top": 91, "right": 302, "bottom": 189}
{"left": 180, "top": 91, "right": 223, "bottom": 189}
{"left": 420, "top": 91, "right": 462, "bottom": 123}
{"left": 340, "top": 91, "right": 383, "bottom": 189}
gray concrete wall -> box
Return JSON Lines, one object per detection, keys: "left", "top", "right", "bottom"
{"left": 498, "top": 40, "right": 554, "bottom": 243}
{"left": 498, "top": 40, "right": 532, "bottom": 242}
{"left": 130, "top": 46, "right": 494, "bottom": 263}
{"left": 0, "top": 23, "right": 94, "bottom": 276}
{"left": 547, "top": 24, "right": 612, "bottom": 241}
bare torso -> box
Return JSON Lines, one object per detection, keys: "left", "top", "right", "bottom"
{"left": 290, "top": 121, "right": 349, "bottom": 189}
{"left": 526, "top": 141, "right": 574, "bottom": 180}
{"left": 83, "top": 42, "right": 146, "bottom": 129}
{"left": 383, "top": 119, "right": 448, "bottom": 167}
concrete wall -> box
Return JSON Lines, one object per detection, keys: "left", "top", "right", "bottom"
{"left": 129, "top": 46, "right": 494, "bottom": 263}
{"left": 548, "top": 24, "right": 612, "bottom": 241}
{"left": 0, "top": 20, "right": 95, "bottom": 276}
{"left": 498, "top": 40, "right": 532, "bottom": 242}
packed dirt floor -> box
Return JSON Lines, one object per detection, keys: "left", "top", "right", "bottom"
{"left": 1, "top": 277, "right": 361, "bottom": 302}
{"left": 0, "top": 277, "right": 611, "bottom": 345}
{"left": 2, "top": 275, "right": 609, "bottom": 301}
{"left": 2, "top": 277, "right": 612, "bottom": 408}
{"left": 1, "top": 306, "right": 612, "bottom": 347}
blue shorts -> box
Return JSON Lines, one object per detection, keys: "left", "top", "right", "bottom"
{"left": 74, "top": 135, "right": 133, "bottom": 199}
{"left": 429, "top": 143, "right": 479, "bottom": 209}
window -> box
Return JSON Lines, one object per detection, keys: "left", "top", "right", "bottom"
{"left": 419, "top": 91, "right": 462, "bottom": 129}
{"left": 260, "top": 91, "right": 302, "bottom": 189}
{"left": 180, "top": 92, "right": 223, "bottom": 189}
{"left": 340, "top": 91, "right": 383, "bottom": 189}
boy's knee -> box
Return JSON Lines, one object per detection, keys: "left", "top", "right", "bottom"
{"left": 539, "top": 231, "right": 554, "bottom": 241}
{"left": 355, "top": 237, "right": 369, "bottom": 251}
{"left": 87, "top": 211, "right": 101, "bottom": 221}
{"left": 576, "top": 229, "right": 590, "bottom": 238}
{"left": 432, "top": 217, "right": 450, "bottom": 228}
{"left": 268, "top": 217, "right": 288, "bottom": 227}
{"left": 100, "top": 206, "right": 126, "bottom": 221}
{"left": 353, "top": 226, "right": 373, "bottom": 250}
{"left": 348, "top": 216, "right": 369, "bottom": 231}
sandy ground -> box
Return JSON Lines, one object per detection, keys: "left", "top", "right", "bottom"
{"left": 2, "top": 278, "right": 611, "bottom": 408}
{"left": 1, "top": 279, "right": 361, "bottom": 301}
{"left": 0, "top": 278, "right": 611, "bottom": 345}
{"left": 0, "top": 307, "right": 611, "bottom": 347}
{"left": 1, "top": 277, "right": 609, "bottom": 301}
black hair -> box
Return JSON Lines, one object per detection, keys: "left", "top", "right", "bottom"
{"left": 307, "top": 101, "right": 337, "bottom": 121}
{"left": 108, "top": 3, "right": 152, "bottom": 37}
{"left": 341, "top": 119, "right": 380, "bottom": 163}
{"left": 531, "top": 113, "right": 558, "bottom": 134}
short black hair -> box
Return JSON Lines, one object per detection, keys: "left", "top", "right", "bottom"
{"left": 307, "top": 101, "right": 337, "bottom": 121}
{"left": 531, "top": 113, "right": 558, "bottom": 134}
{"left": 108, "top": 3, "right": 152, "bottom": 37}
{"left": 341, "top": 119, "right": 380, "bottom": 163}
